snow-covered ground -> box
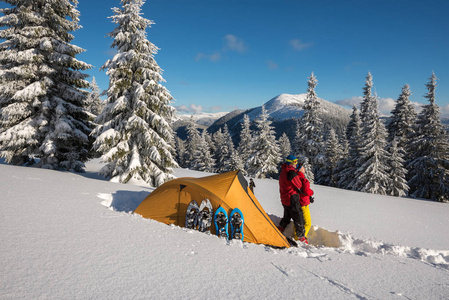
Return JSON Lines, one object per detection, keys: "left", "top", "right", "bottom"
{"left": 1, "top": 160, "right": 449, "bottom": 299}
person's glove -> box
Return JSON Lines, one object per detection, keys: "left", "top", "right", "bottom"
{"left": 310, "top": 196, "right": 315, "bottom": 203}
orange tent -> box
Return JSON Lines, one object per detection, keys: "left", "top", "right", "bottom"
{"left": 134, "top": 170, "right": 290, "bottom": 248}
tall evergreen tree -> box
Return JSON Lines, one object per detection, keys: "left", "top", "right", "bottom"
{"left": 339, "top": 106, "right": 362, "bottom": 189}
{"left": 86, "top": 77, "right": 105, "bottom": 117}
{"left": 191, "top": 130, "right": 215, "bottom": 172}
{"left": 294, "top": 72, "right": 323, "bottom": 174}
{"left": 184, "top": 116, "right": 201, "bottom": 168}
{"left": 351, "top": 75, "right": 391, "bottom": 195}
{"left": 215, "top": 124, "right": 235, "bottom": 173}
{"left": 317, "top": 128, "right": 343, "bottom": 186}
{"left": 387, "top": 84, "right": 416, "bottom": 162}
{"left": 278, "top": 132, "right": 292, "bottom": 159}
{"left": 247, "top": 105, "right": 281, "bottom": 178}
{"left": 92, "top": 0, "right": 177, "bottom": 186}
{"left": 360, "top": 72, "right": 375, "bottom": 122}
{"left": 387, "top": 139, "right": 409, "bottom": 197}
{"left": 174, "top": 136, "right": 187, "bottom": 168}
{"left": 408, "top": 73, "right": 449, "bottom": 201}
{"left": 237, "top": 114, "right": 253, "bottom": 173}
{"left": 0, "top": 0, "right": 93, "bottom": 171}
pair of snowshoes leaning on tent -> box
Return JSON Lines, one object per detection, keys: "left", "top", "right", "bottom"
{"left": 185, "top": 199, "right": 244, "bottom": 241}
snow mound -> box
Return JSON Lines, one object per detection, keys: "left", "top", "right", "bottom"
{"left": 338, "top": 233, "right": 449, "bottom": 270}
{"left": 98, "top": 190, "right": 153, "bottom": 213}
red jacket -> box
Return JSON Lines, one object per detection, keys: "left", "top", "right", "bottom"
{"left": 297, "top": 171, "right": 314, "bottom": 206}
{"left": 279, "top": 163, "right": 314, "bottom": 206}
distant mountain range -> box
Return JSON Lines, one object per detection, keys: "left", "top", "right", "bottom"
{"left": 174, "top": 93, "right": 351, "bottom": 142}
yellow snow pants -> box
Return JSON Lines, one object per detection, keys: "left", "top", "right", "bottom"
{"left": 302, "top": 205, "right": 312, "bottom": 237}
{"left": 293, "top": 205, "right": 312, "bottom": 239}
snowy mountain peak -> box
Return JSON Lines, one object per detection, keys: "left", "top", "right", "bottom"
{"left": 247, "top": 93, "right": 350, "bottom": 122}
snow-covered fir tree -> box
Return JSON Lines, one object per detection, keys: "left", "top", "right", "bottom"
{"left": 174, "top": 136, "right": 187, "bottom": 168}
{"left": 333, "top": 137, "right": 349, "bottom": 188}
{"left": 237, "top": 114, "right": 253, "bottom": 173}
{"left": 387, "top": 139, "right": 409, "bottom": 197}
{"left": 338, "top": 105, "right": 363, "bottom": 189}
{"left": 215, "top": 124, "right": 235, "bottom": 173}
{"left": 351, "top": 75, "right": 391, "bottom": 195}
{"left": 298, "top": 155, "right": 314, "bottom": 184}
{"left": 294, "top": 72, "right": 324, "bottom": 174}
{"left": 86, "top": 77, "right": 105, "bottom": 117}
{"left": 387, "top": 84, "right": 416, "bottom": 160}
{"left": 228, "top": 148, "right": 244, "bottom": 173}
{"left": 0, "top": 0, "right": 93, "bottom": 171}
{"left": 247, "top": 105, "right": 281, "bottom": 178}
{"left": 360, "top": 72, "right": 375, "bottom": 122}
{"left": 191, "top": 130, "right": 215, "bottom": 172}
{"left": 278, "top": 132, "right": 292, "bottom": 159}
{"left": 317, "top": 128, "right": 343, "bottom": 187}
{"left": 184, "top": 116, "right": 201, "bottom": 169}
{"left": 92, "top": 0, "right": 178, "bottom": 186}
{"left": 408, "top": 73, "right": 449, "bottom": 202}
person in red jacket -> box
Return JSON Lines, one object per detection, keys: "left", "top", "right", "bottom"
{"left": 278, "top": 155, "right": 314, "bottom": 244}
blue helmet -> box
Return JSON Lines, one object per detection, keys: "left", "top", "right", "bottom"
{"left": 285, "top": 155, "right": 298, "bottom": 165}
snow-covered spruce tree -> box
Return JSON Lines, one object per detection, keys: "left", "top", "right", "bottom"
{"left": 92, "top": 0, "right": 178, "bottom": 186}
{"left": 228, "top": 148, "right": 244, "bottom": 173}
{"left": 237, "top": 114, "right": 253, "bottom": 174}
{"left": 191, "top": 130, "right": 215, "bottom": 172}
{"left": 215, "top": 124, "right": 235, "bottom": 173}
{"left": 86, "top": 77, "right": 105, "bottom": 117}
{"left": 387, "top": 84, "right": 416, "bottom": 160}
{"left": 317, "top": 128, "right": 343, "bottom": 187}
{"left": 294, "top": 72, "right": 324, "bottom": 174}
{"left": 0, "top": 0, "right": 93, "bottom": 170}
{"left": 278, "top": 132, "right": 292, "bottom": 159}
{"left": 360, "top": 72, "right": 375, "bottom": 122}
{"left": 333, "top": 136, "right": 349, "bottom": 188}
{"left": 184, "top": 116, "right": 201, "bottom": 168}
{"left": 351, "top": 75, "right": 391, "bottom": 195}
{"left": 338, "top": 105, "right": 363, "bottom": 189}
{"left": 298, "top": 155, "right": 314, "bottom": 183}
{"left": 387, "top": 139, "right": 409, "bottom": 197}
{"left": 408, "top": 73, "right": 449, "bottom": 201}
{"left": 247, "top": 105, "right": 281, "bottom": 178}
{"left": 174, "top": 136, "right": 187, "bottom": 168}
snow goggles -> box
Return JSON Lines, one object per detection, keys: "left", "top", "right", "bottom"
{"left": 286, "top": 158, "right": 298, "bottom": 165}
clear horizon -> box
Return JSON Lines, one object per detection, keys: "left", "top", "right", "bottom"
{"left": 1, "top": 0, "right": 448, "bottom": 117}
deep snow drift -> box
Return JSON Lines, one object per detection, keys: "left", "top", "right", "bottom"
{"left": 1, "top": 160, "right": 449, "bottom": 299}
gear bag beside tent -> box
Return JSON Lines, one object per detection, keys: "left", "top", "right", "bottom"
{"left": 134, "top": 170, "right": 290, "bottom": 248}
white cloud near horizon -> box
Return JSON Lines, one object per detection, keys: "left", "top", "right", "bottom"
{"left": 440, "top": 104, "right": 449, "bottom": 119}
{"left": 176, "top": 103, "right": 204, "bottom": 114}
{"left": 175, "top": 104, "right": 226, "bottom": 114}
{"left": 289, "top": 39, "right": 313, "bottom": 51}
{"left": 195, "top": 34, "right": 247, "bottom": 62}
{"left": 335, "top": 96, "right": 427, "bottom": 116}
{"left": 195, "top": 52, "right": 222, "bottom": 62}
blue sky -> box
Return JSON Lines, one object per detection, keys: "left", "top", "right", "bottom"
{"left": 2, "top": 0, "right": 449, "bottom": 116}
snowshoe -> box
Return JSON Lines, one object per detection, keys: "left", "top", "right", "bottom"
{"left": 229, "top": 208, "right": 244, "bottom": 241}
{"left": 185, "top": 200, "right": 199, "bottom": 229}
{"left": 214, "top": 207, "right": 229, "bottom": 239}
{"left": 198, "top": 199, "right": 213, "bottom": 232}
